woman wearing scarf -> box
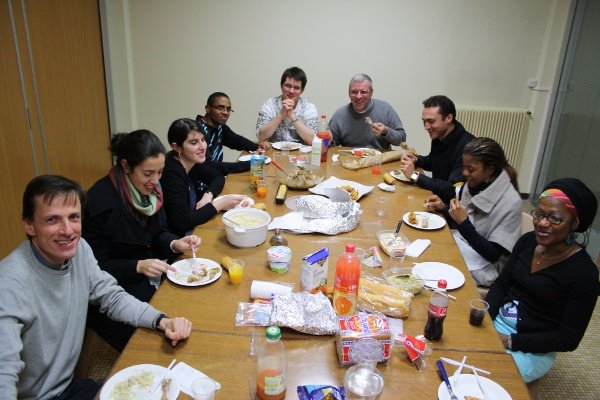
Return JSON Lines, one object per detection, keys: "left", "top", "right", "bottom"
{"left": 83, "top": 130, "right": 200, "bottom": 351}
{"left": 486, "top": 178, "right": 599, "bottom": 385}
{"left": 160, "top": 118, "right": 243, "bottom": 237}
{"left": 426, "top": 137, "right": 523, "bottom": 286}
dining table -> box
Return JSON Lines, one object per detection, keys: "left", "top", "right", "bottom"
{"left": 100, "top": 147, "right": 531, "bottom": 399}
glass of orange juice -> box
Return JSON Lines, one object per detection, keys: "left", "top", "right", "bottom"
{"left": 257, "top": 179, "right": 268, "bottom": 198}
{"left": 229, "top": 259, "right": 244, "bottom": 284}
{"left": 371, "top": 154, "right": 382, "bottom": 175}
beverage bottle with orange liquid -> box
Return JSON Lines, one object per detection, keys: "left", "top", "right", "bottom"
{"left": 256, "top": 326, "right": 287, "bottom": 400}
{"left": 333, "top": 243, "right": 361, "bottom": 315}
{"left": 316, "top": 114, "right": 331, "bottom": 163}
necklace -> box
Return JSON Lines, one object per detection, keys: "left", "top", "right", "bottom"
{"left": 536, "top": 245, "right": 574, "bottom": 266}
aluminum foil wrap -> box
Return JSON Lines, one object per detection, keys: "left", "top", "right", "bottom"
{"left": 295, "top": 195, "right": 361, "bottom": 235}
{"left": 270, "top": 291, "right": 337, "bottom": 335}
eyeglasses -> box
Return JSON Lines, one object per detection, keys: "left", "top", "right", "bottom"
{"left": 210, "top": 105, "right": 234, "bottom": 113}
{"left": 530, "top": 209, "right": 565, "bottom": 225}
{"left": 283, "top": 83, "right": 302, "bottom": 91}
{"left": 350, "top": 89, "right": 371, "bottom": 96}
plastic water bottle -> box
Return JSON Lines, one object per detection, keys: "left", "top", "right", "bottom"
{"left": 256, "top": 326, "right": 287, "bottom": 400}
{"left": 333, "top": 243, "right": 361, "bottom": 316}
{"left": 317, "top": 114, "right": 331, "bottom": 163}
{"left": 423, "top": 279, "right": 448, "bottom": 341}
{"left": 311, "top": 132, "right": 322, "bottom": 166}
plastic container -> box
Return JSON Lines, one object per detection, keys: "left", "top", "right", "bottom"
{"left": 343, "top": 340, "right": 384, "bottom": 399}
{"left": 376, "top": 230, "right": 410, "bottom": 256}
{"left": 333, "top": 243, "right": 361, "bottom": 316}
{"left": 222, "top": 208, "right": 272, "bottom": 247}
{"left": 267, "top": 246, "right": 292, "bottom": 273}
{"left": 316, "top": 114, "right": 331, "bottom": 163}
{"left": 257, "top": 326, "right": 287, "bottom": 400}
{"left": 382, "top": 267, "right": 425, "bottom": 294}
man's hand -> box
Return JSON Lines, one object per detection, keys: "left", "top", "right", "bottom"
{"left": 370, "top": 122, "right": 388, "bottom": 137}
{"left": 399, "top": 153, "right": 417, "bottom": 179}
{"left": 257, "top": 142, "right": 271, "bottom": 151}
{"left": 172, "top": 235, "right": 202, "bottom": 253}
{"left": 160, "top": 317, "right": 192, "bottom": 347}
{"left": 136, "top": 259, "right": 175, "bottom": 278}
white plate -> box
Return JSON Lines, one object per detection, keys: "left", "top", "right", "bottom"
{"left": 352, "top": 147, "right": 382, "bottom": 157}
{"left": 309, "top": 176, "right": 374, "bottom": 201}
{"left": 100, "top": 364, "right": 180, "bottom": 400}
{"left": 403, "top": 211, "right": 446, "bottom": 230}
{"left": 213, "top": 195, "right": 254, "bottom": 209}
{"left": 389, "top": 169, "right": 411, "bottom": 182}
{"left": 438, "top": 374, "right": 512, "bottom": 400}
{"left": 412, "top": 262, "right": 465, "bottom": 290}
{"left": 272, "top": 141, "right": 302, "bottom": 151}
{"left": 237, "top": 155, "right": 272, "bottom": 164}
{"left": 166, "top": 258, "right": 222, "bottom": 287}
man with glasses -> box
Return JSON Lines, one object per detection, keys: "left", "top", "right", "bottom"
{"left": 330, "top": 73, "right": 406, "bottom": 149}
{"left": 399, "top": 95, "right": 475, "bottom": 203}
{"left": 256, "top": 66, "right": 318, "bottom": 144}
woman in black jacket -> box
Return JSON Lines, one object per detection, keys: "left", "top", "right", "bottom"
{"left": 83, "top": 129, "right": 200, "bottom": 351}
{"left": 160, "top": 118, "right": 244, "bottom": 236}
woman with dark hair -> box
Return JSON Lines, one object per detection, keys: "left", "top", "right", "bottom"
{"left": 83, "top": 129, "right": 200, "bottom": 351}
{"left": 486, "top": 178, "right": 598, "bottom": 384}
{"left": 426, "top": 137, "right": 522, "bottom": 286}
{"left": 160, "top": 118, "right": 243, "bottom": 237}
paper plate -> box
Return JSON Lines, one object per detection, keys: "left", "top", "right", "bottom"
{"left": 100, "top": 364, "right": 180, "bottom": 400}
{"left": 412, "top": 262, "right": 465, "bottom": 290}
{"left": 167, "top": 258, "right": 222, "bottom": 287}
{"left": 403, "top": 211, "right": 446, "bottom": 230}
{"left": 272, "top": 141, "right": 302, "bottom": 151}
{"left": 238, "top": 155, "right": 272, "bottom": 164}
{"left": 389, "top": 169, "right": 411, "bottom": 183}
{"left": 309, "top": 176, "right": 374, "bottom": 201}
{"left": 438, "top": 374, "right": 512, "bottom": 400}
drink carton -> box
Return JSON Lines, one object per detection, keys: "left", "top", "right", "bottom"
{"left": 300, "top": 247, "right": 329, "bottom": 294}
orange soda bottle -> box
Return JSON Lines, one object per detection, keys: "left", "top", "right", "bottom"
{"left": 333, "top": 243, "right": 361, "bottom": 315}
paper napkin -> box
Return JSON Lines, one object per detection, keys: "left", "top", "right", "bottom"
{"left": 405, "top": 239, "right": 431, "bottom": 257}
{"left": 171, "top": 362, "right": 221, "bottom": 396}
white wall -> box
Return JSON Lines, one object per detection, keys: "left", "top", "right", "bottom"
{"left": 101, "top": 0, "right": 573, "bottom": 193}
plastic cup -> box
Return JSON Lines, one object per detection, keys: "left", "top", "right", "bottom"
{"left": 256, "top": 180, "right": 267, "bottom": 198}
{"left": 371, "top": 154, "right": 383, "bottom": 175}
{"left": 375, "top": 197, "right": 389, "bottom": 217}
{"left": 229, "top": 259, "right": 244, "bottom": 284}
{"left": 469, "top": 298, "right": 489, "bottom": 326}
{"left": 390, "top": 251, "right": 406, "bottom": 269}
{"left": 191, "top": 377, "right": 217, "bottom": 400}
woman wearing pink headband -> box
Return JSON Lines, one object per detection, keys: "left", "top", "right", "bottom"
{"left": 486, "top": 177, "right": 598, "bottom": 389}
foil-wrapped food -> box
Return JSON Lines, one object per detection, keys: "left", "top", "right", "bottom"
{"left": 270, "top": 291, "right": 337, "bottom": 335}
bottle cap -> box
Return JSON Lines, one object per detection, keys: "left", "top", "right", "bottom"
{"left": 437, "top": 279, "right": 447, "bottom": 289}
{"left": 345, "top": 243, "right": 356, "bottom": 253}
{"left": 266, "top": 325, "right": 281, "bottom": 340}
{"left": 321, "top": 114, "right": 326, "bottom": 118}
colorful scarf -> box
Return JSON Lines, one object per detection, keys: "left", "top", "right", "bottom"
{"left": 109, "top": 165, "right": 163, "bottom": 221}
{"left": 539, "top": 188, "right": 579, "bottom": 222}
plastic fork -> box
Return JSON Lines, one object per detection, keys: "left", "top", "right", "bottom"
{"left": 436, "top": 360, "right": 459, "bottom": 400}
{"left": 473, "top": 368, "right": 487, "bottom": 399}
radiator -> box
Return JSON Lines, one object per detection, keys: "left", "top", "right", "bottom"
{"left": 456, "top": 106, "right": 530, "bottom": 170}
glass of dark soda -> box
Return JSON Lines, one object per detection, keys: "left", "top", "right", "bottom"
{"left": 469, "top": 299, "right": 489, "bottom": 327}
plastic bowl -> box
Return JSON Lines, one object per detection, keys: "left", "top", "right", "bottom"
{"left": 376, "top": 230, "right": 410, "bottom": 256}
{"left": 279, "top": 163, "right": 324, "bottom": 189}
{"left": 383, "top": 267, "right": 424, "bottom": 294}
{"left": 222, "top": 208, "right": 271, "bottom": 247}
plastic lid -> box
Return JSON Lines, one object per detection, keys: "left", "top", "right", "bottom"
{"left": 345, "top": 243, "right": 356, "bottom": 253}
{"left": 437, "top": 279, "right": 448, "bottom": 289}
{"left": 265, "top": 325, "right": 281, "bottom": 340}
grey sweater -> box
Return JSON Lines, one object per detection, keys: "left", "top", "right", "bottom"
{"left": 0, "top": 240, "right": 161, "bottom": 399}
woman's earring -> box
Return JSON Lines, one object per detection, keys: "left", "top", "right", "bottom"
{"left": 565, "top": 232, "right": 578, "bottom": 246}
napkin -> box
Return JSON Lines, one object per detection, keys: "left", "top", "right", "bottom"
{"left": 377, "top": 182, "right": 396, "bottom": 192}
{"left": 171, "top": 362, "right": 221, "bottom": 396}
{"left": 268, "top": 212, "right": 307, "bottom": 232}
{"left": 405, "top": 239, "right": 431, "bottom": 257}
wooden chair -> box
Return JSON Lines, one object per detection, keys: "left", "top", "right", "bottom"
{"left": 74, "top": 328, "right": 101, "bottom": 379}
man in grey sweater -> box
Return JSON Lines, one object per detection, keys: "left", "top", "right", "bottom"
{"left": 330, "top": 73, "right": 406, "bottom": 149}
{"left": 0, "top": 175, "right": 193, "bottom": 400}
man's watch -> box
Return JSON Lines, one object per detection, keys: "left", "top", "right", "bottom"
{"left": 410, "top": 172, "right": 420, "bottom": 183}
{"left": 154, "top": 313, "right": 167, "bottom": 331}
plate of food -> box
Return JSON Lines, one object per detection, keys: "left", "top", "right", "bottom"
{"left": 99, "top": 364, "right": 180, "bottom": 400}
{"left": 389, "top": 169, "right": 411, "bottom": 183}
{"left": 412, "top": 262, "right": 465, "bottom": 290}
{"left": 213, "top": 195, "right": 254, "bottom": 209}
{"left": 238, "top": 155, "right": 272, "bottom": 164}
{"left": 272, "top": 141, "right": 302, "bottom": 151}
{"left": 309, "top": 176, "right": 373, "bottom": 201}
{"left": 167, "top": 258, "right": 222, "bottom": 287}
{"left": 403, "top": 211, "right": 446, "bottom": 230}
{"left": 437, "top": 374, "right": 511, "bottom": 400}
{"left": 280, "top": 164, "right": 324, "bottom": 189}
{"left": 352, "top": 147, "right": 381, "bottom": 157}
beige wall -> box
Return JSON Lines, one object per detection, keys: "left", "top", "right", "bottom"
{"left": 101, "top": 0, "right": 573, "bottom": 193}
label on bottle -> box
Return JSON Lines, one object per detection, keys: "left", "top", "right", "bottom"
{"left": 263, "top": 372, "right": 286, "bottom": 395}
{"left": 428, "top": 304, "right": 448, "bottom": 318}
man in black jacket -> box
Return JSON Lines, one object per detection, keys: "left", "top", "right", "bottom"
{"left": 196, "top": 92, "right": 269, "bottom": 173}
{"left": 399, "top": 95, "right": 475, "bottom": 203}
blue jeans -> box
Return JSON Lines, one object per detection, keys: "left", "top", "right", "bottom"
{"left": 54, "top": 379, "right": 100, "bottom": 400}
{"left": 494, "top": 301, "right": 557, "bottom": 383}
